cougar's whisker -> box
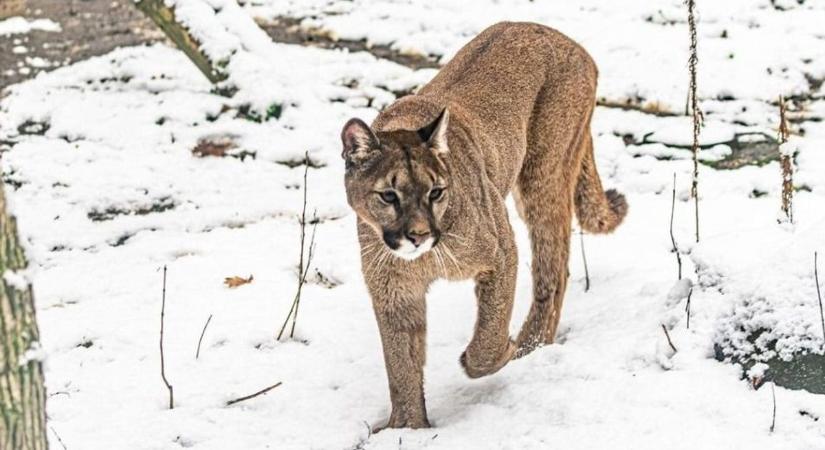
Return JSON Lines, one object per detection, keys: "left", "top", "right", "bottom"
{"left": 433, "top": 247, "right": 448, "bottom": 279}
{"left": 445, "top": 232, "right": 467, "bottom": 243}
{"left": 360, "top": 242, "right": 379, "bottom": 255}
{"left": 365, "top": 250, "right": 382, "bottom": 279}
{"left": 370, "top": 249, "right": 392, "bottom": 280}
{"left": 363, "top": 245, "right": 387, "bottom": 280}
{"left": 441, "top": 242, "right": 462, "bottom": 273}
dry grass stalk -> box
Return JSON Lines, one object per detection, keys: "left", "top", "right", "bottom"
{"left": 815, "top": 252, "right": 824, "bottom": 344}
{"left": 580, "top": 230, "right": 590, "bottom": 292}
{"left": 661, "top": 324, "right": 678, "bottom": 353}
{"left": 685, "top": 287, "right": 693, "bottom": 329}
{"left": 277, "top": 152, "right": 318, "bottom": 341}
{"left": 670, "top": 173, "right": 683, "bottom": 280}
{"left": 685, "top": 0, "right": 702, "bottom": 243}
{"left": 50, "top": 426, "right": 69, "bottom": 450}
{"left": 770, "top": 383, "right": 776, "bottom": 433}
{"left": 196, "top": 314, "right": 213, "bottom": 359}
{"left": 160, "top": 265, "right": 174, "bottom": 409}
{"left": 778, "top": 96, "right": 794, "bottom": 223}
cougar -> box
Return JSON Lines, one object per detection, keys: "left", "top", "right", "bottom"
{"left": 340, "top": 22, "right": 627, "bottom": 430}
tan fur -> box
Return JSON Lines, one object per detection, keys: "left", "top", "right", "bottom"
{"left": 341, "top": 22, "right": 627, "bottom": 430}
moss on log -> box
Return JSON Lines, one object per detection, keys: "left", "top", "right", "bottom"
{"left": 134, "top": 0, "right": 228, "bottom": 84}
{"left": 0, "top": 182, "right": 47, "bottom": 449}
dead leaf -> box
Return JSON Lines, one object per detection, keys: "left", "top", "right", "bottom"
{"left": 193, "top": 137, "right": 236, "bottom": 158}
{"left": 224, "top": 274, "right": 254, "bottom": 288}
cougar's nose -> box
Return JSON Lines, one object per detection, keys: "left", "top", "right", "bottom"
{"left": 405, "top": 228, "right": 431, "bottom": 247}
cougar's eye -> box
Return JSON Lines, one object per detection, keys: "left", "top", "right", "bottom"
{"left": 429, "top": 187, "right": 444, "bottom": 201}
{"left": 379, "top": 190, "right": 399, "bottom": 204}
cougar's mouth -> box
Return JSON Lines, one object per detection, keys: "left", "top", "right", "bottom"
{"left": 391, "top": 236, "right": 436, "bottom": 261}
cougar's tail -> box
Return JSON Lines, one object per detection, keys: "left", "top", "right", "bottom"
{"left": 574, "top": 135, "right": 627, "bottom": 234}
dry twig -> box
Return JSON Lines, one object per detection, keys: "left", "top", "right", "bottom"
{"left": 670, "top": 173, "right": 683, "bottom": 280}
{"left": 160, "top": 265, "right": 174, "bottom": 409}
{"left": 277, "top": 151, "right": 318, "bottom": 340}
{"left": 770, "top": 383, "right": 777, "bottom": 433}
{"left": 50, "top": 426, "right": 69, "bottom": 450}
{"left": 196, "top": 314, "right": 213, "bottom": 359}
{"left": 685, "top": 287, "right": 693, "bottom": 329}
{"left": 815, "top": 252, "right": 824, "bottom": 343}
{"left": 661, "top": 324, "right": 678, "bottom": 353}
{"left": 226, "top": 382, "right": 283, "bottom": 406}
{"left": 778, "top": 96, "right": 794, "bottom": 223}
{"left": 580, "top": 230, "right": 590, "bottom": 292}
{"left": 685, "top": 0, "right": 702, "bottom": 242}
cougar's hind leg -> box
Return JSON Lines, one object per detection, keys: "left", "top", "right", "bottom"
{"left": 513, "top": 182, "right": 574, "bottom": 356}
{"left": 513, "top": 78, "right": 595, "bottom": 357}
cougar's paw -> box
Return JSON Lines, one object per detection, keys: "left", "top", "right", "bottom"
{"left": 373, "top": 411, "right": 431, "bottom": 432}
{"left": 460, "top": 339, "right": 516, "bottom": 379}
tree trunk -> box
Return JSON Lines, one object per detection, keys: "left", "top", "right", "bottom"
{"left": 0, "top": 182, "right": 48, "bottom": 450}
{"left": 134, "top": 0, "right": 229, "bottom": 84}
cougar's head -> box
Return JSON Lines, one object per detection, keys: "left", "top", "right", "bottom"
{"left": 341, "top": 109, "right": 451, "bottom": 261}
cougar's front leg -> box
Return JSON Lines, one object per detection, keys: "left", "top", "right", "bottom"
{"left": 460, "top": 231, "right": 517, "bottom": 378}
{"left": 371, "top": 284, "right": 430, "bottom": 430}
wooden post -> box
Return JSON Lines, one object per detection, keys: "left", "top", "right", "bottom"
{"left": 134, "top": 0, "right": 228, "bottom": 84}
{"left": 0, "top": 182, "right": 48, "bottom": 450}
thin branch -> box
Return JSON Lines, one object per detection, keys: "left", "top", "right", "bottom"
{"left": 290, "top": 222, "right": 317, "bottom": 338}
{"left": 580, "top": 229, "right": 590, "bottom": 292}
{"left": 50, "top": 426, "right": 69, "bottom": 450}
{"left": 686, "top": 0, "right": 702, "bottom": 243}
{"left": 276, "top": 222, "right": 317, "bottom": 340}
{"left": 160, "top": 265, "right": 174, "bottom": 409}
{"left": 196, "top": 314, "right": 213, "bottom": 359}
{"left": 225, "top": 382, "right": 283, "bottom": 406}
{"left": 670, "top": 173, "right": 683, "bottom": 280}
{"left": 685, "top": 287, "right": 693, "bottom": 329}
{"left": 770, "top": 383, "right": 776, "bottom": 433}
{"left": 779, "top": 96, "right": 794, "bottom": 223}
{"left": 661, "top": 324, "right": 678, "bottom": 353}
{"left": 815, "top": 252, "right": 824, "bottom": 344}
{"left": 277, "top": 151, "right": 317, "bottom": 341}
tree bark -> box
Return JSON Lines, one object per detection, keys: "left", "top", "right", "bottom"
{"left": 0, "top": 182, "right": 48, "bottom": 450}
{"left": 134, "top": 0, "right": 229, "bottom": 84}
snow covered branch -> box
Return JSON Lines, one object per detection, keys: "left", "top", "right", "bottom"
{"left": 134, "top": 0, "right": 229, "bottom": 84}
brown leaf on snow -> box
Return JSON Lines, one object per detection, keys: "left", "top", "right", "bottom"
{"left": 224, "top": 274, "right": 254, "bottom": 288}
{"left": 192, "top": 137, "right": 236, "bottom": 158}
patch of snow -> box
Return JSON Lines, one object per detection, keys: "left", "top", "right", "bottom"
{"left": 0, "top": 17, "right": 61, "bottom": 36}
{"left": 247, "top": 0, "right": 825, "bottom": 111}
{"left": 3, "top": 268, "right": 30, "bottom": 290}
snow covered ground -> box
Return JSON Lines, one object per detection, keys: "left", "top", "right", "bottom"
{"left": 1, "top": 1, "right": 824, "bottom": 449}
{"left": 0, "top": 16, "right": 60, "bottom": 37}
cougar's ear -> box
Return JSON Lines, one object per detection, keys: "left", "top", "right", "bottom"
{"left": 418, "top": 107, "right": 449, "bottom": 156}
{"left": 341, "top": 118, "right": 379, "bottom": 163}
